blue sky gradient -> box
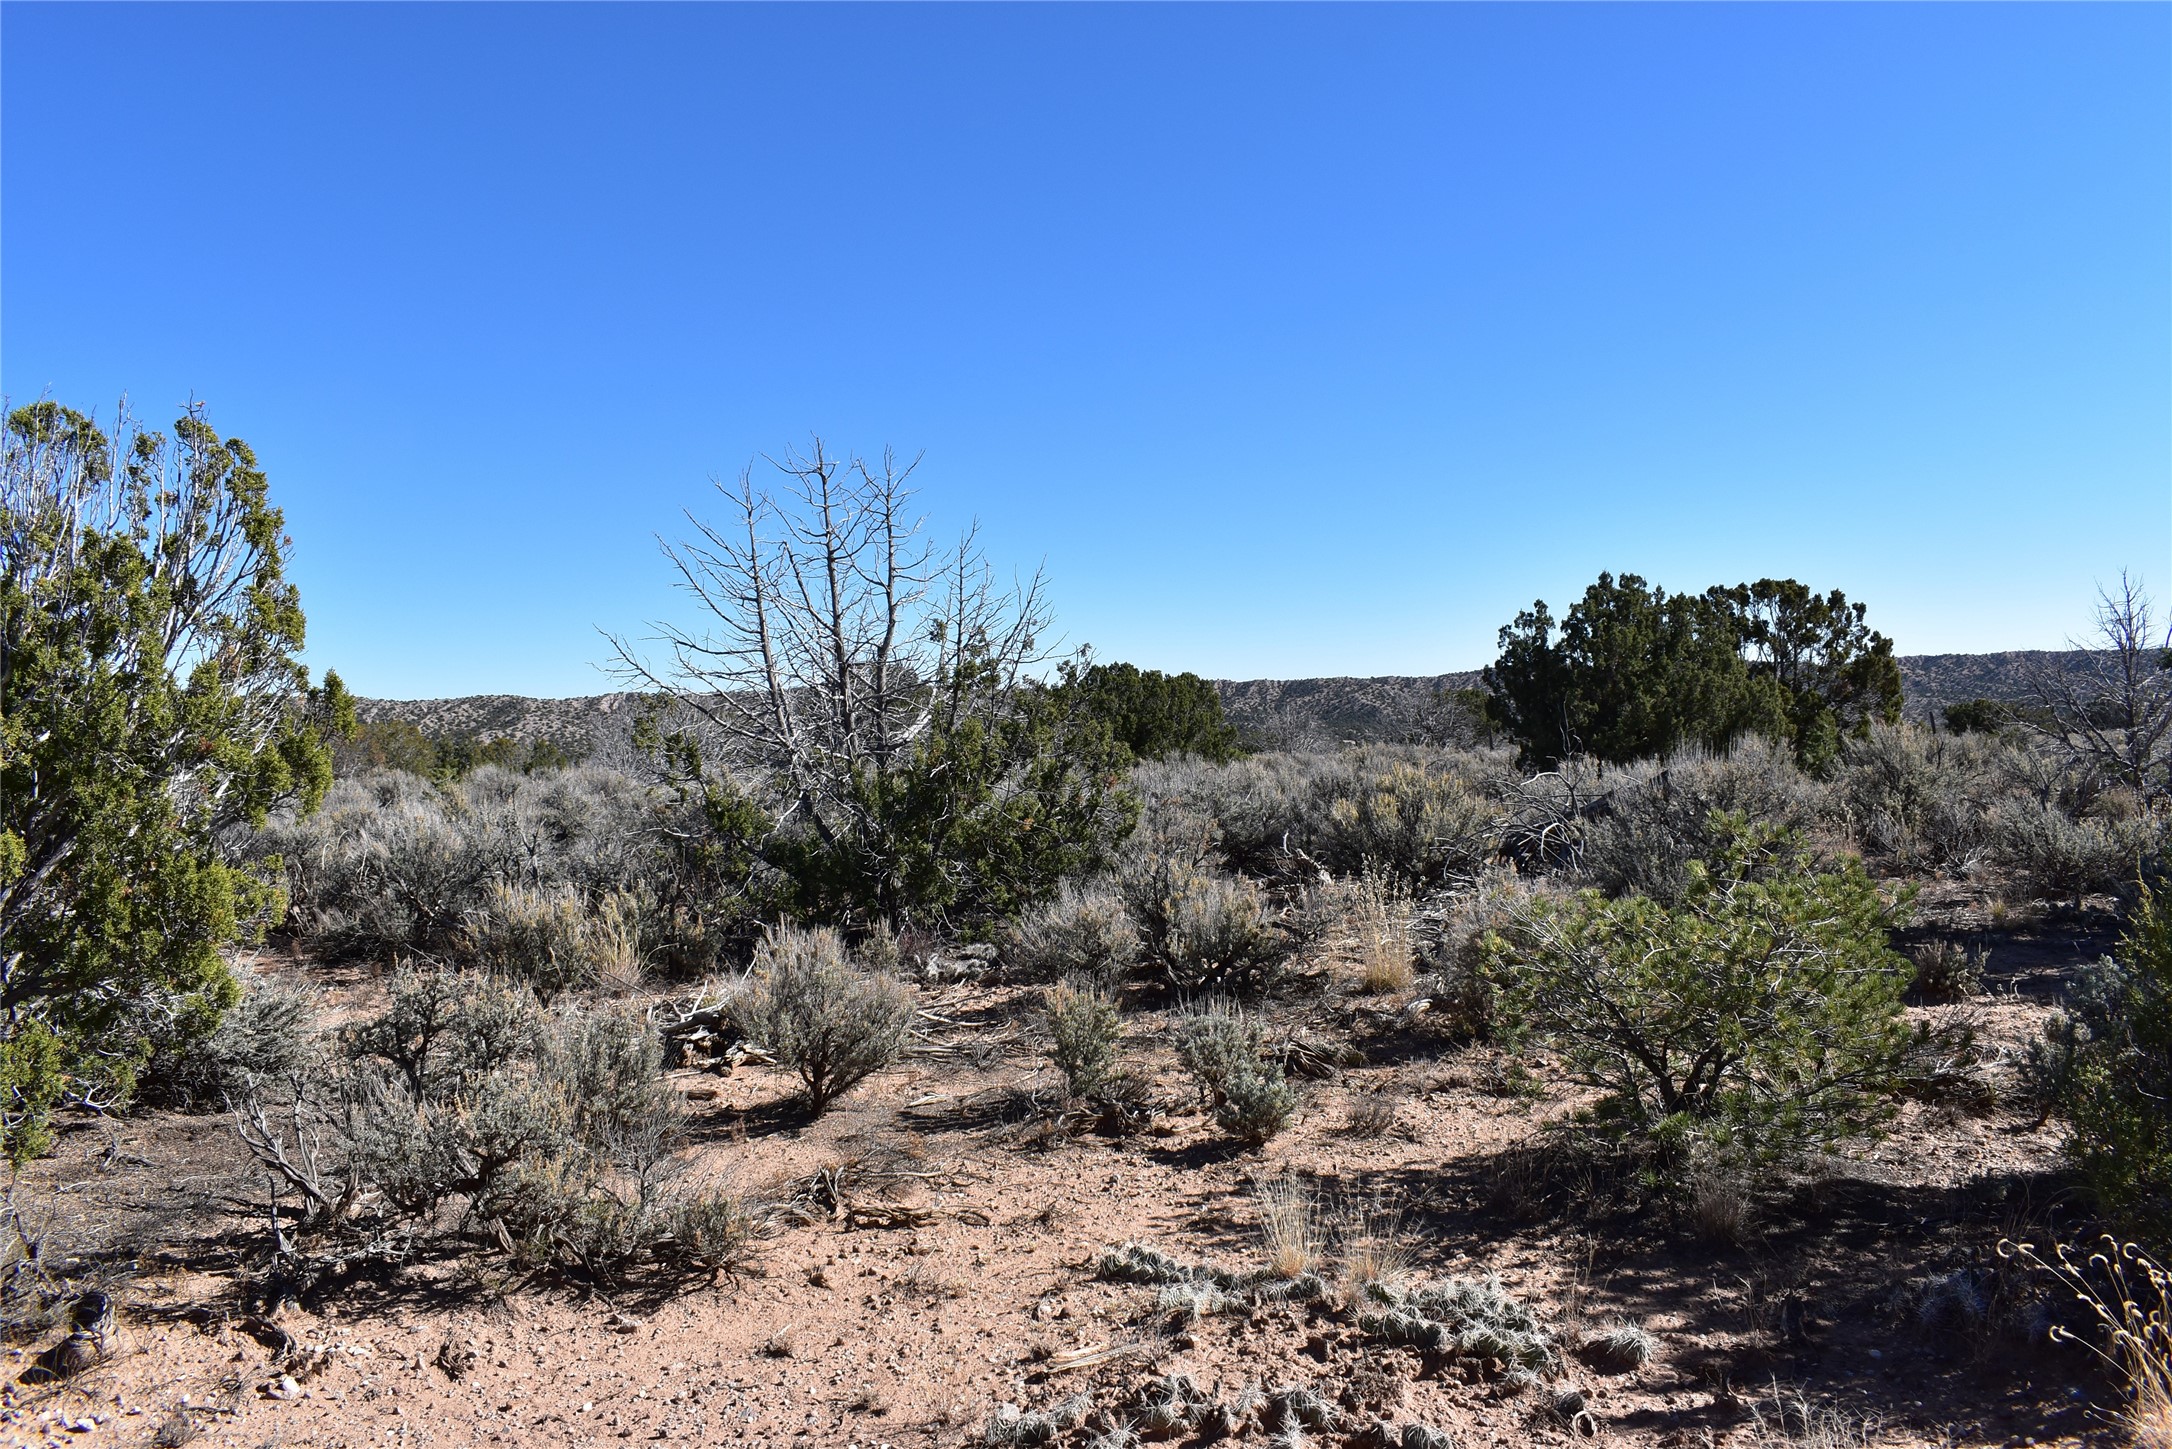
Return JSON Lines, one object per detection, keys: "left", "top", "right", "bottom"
{"left": 4, "top": 3, "right": 2167, "bottom": 697}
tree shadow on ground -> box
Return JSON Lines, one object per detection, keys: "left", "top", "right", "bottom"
{"left": 1326, "top": 1138, "right": 2115, "bottom": 1447}
{"left": 1899, "top": 903, "right": 2121, "bottom": 1007}
{"left": 894, "top": 1084, "right": 1042, "bottom": 1138}
{"left": 680, "top": 1092, "right": 821, "bottom": 1146}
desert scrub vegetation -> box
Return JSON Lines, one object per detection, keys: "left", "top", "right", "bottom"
{"left": 1483, "top": 821, "right": 1912, "bottom": 1178}
{"left": 730, "top": 924, "right": 915, "bottom": 1113}
{"left": 1118, "top": 807, "right": 1298, "bottom": 996}
{"left": 1577, "top": 737, "right": 1832, "bottom": 904}
{"left": 1004, "top": 878, "right": 1141, "bottom": 986}
{"left": 458, "top": 882, "right": 648, "bottom": 999}
{"left": 1157, "top": 871, "right": 1293, "bottom": 996}
{"left": 254, "top": 763, "right": 676, "bottom": 962}
{"left": 1411, "top": 865, "right": 1543, "bottom": 1042}
{"left": 231, "top": 967, "right": 755, "bottom": 1281}
{"left": 1989, "top": 797, "right": 2161, "bottom": 911}
{"left": 1825, "top": 712, "right": 2170, "bottom": 909}
{"left": 1132, "top": 745, "right": 1507, "bottom": 887}
{"left": 1173, "top": 1001, "right": 1298, "bottom": 1144}
{"left": 1308, "top": 756, "right": 1501, "bottom": 887}
{"left": 1042, "top": 981, "right": 1123, "bottom": 1098}
{"left": 138, "top": 966, "right": 322, "bottom": 1110}
{"left": 1836, "top": 723, "right": 2010, "bottom": 872}
{"left": 2030, "top": 879, "right": 2172, "bottom": 1238}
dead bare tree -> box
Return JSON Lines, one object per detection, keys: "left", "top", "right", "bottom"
{"left": 2024, "top": 574, "right": 2172, "bottom": 801}
{"left": 607, "top": 439, "right": 1098, "bottom": 921}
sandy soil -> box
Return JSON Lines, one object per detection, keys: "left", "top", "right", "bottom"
{"left": 0, "top": 896, "right": 2130, "bottom": 1449}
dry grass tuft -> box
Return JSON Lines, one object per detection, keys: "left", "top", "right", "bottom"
{"left": 1745, "top": 1384, "right": 1880, "bottom": 1447}
{"left": 1333, "top": 1193, "right": 1413, "bottom": 1305}
{"left": 1341, "top": 1093, "right": 1407, "bottom": 1140}
{"left": 2003, "top": 1236, "right": 2172, "bottom": 1448}
{"left": 1350, "top": 870, "right": 1416, "bottom": 992}
{"left": 1687, "top": 1166, "right": 1754, "bottom": 1246}
{"left": 1254, "top": 1171, "right": 1324, "bottom": 1280}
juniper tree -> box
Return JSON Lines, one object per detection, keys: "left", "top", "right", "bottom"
{"left": 0, "top": 399, "right": 348, "bottom": 1159}
{"left": 1483, "top": 573, "right": 1786, "bottom": 767}
{"left": 1483, "top": 572, "right": 1899, "bottom": 770}
{"left": 1060, "top": 659, "right": 1244, "bottom": 763}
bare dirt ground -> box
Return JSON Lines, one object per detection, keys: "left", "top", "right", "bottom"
{"left": 0, "top": 893, "right": 2130, "bottom": 1449}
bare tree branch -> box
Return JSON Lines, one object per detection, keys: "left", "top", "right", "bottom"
{"left": 2023, "top": 572, "right": 2172, "bottom": 800}
{"left": 607, "top": 438, "right": 1072, "bottom": 916}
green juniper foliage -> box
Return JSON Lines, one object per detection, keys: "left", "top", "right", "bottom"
{"left": 1484, "top": 574, "right": 1781, "bottom": 769}
{"left": 1941, "top": 697, "right": 2042, "bottom": 736}
{"left": 1059, "top": 660, "right": 1245, "bottom": 764}
{"left": 0, "top": 400, "right": 348, "bottom": 1161}
{"left": 763, "top": 667, "right": 1136, "bottom": 927}
{"left": 2036, "top": 878, "right": 2172, "bottom": 1241}
{"left": 1484, "top": 818, "right": 1912, "bottom": 1171}
{"left": 1710, "top": 578, "right": 1904, "bottom": 772}
{"left": 334, "top": 718, "right": 583, "bottom": 780}
{"left": 1483, "top": 573, "right": 1899, "bottom": 770}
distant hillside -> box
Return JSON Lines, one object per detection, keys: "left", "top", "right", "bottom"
{"left": 349, "top": 692, "right": 661, "bottom": 769}
{"left": 1895, "top": 651, "right": 2100, "bottom": 719}
{"left": 353, "top": 649, "right": 2102, "bottom": 760}
{"left": 1212, "top": 673, "right": 1482, "bottom": 750}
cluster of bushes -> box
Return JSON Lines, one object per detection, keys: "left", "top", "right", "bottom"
{"left": 987, "top": 705, "right": 2166, "bottom": 1160}
{"left": 1120, "top": 726, "right": 2161, "bottom": 918}
{"left": 236, "top": 699, "right": 2165, "bottom": 1184}
{"left": 213, "top": 922, "right": 924, "bottom": 1278}
{"left": 227, "top": 968, "right": 758, "bottom": 1282}
{"left": 1132, "top": 745, "right": 1508, "bottom": 887}
{"left": 332, "top": 718, "right": 584, "bottom": 781}
{"left": 1001, "top": 802, "right": 1302, "bottom": 1003}
{"left": 249, "top": 764, "right": 731, "bottom": 981}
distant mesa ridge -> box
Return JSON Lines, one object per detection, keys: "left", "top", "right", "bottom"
{"left": 351, "top": 649, "right": 2101, "bottom": 759}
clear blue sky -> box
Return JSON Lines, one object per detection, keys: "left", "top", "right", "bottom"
{"left": 5, "top": 3, "right": 2167, "bottom": 699}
